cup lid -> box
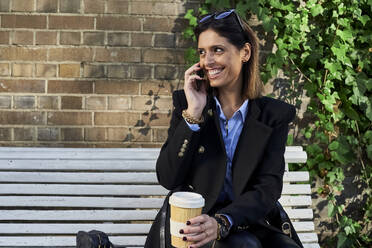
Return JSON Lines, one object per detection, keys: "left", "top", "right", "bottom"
{"left": 169, "top": 192, "right": 205, "bottom": 208}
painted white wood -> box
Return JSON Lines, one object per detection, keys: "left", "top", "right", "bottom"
{"left": 292, "top": 221, "right": 315, "bottom": 232}
{"left": 0, "top": 236, "right": 146, "bottom": 246}
{"left": 0, "top": 184, "right": 169, "bottom": 195}
{"left": 298, "top": 232, "right": 319, "bottom": 243}
{"left": 0, "top": 183, "right": 308, "bottom": 195}
{"left": 283, "top": 171, "right": 310, "bottom": 182}
{"left": 0, "top": 159, "right": 156, "bottom": 171}
{"left": 286, "top": 209, "right": 314, "bottom": 219}
{"left": 279, "top": 195, "right": 312, "bottom": 206}
{"left": 303, "top": 244, "right": 321, "bottom": 248}
{"left": 0, "top": 210, "right": 159, "bottom": 221}
{"left": 0, "top": 196, "right": 165, "bottom": 208}
{"left": 0, "top": 172, "right": 158, "bottom": 183}
{"left": 0, "top": 223, "right": 151, "bottom": 234}
{"left": 285, "top": 146, "right": 303, "bottom": 152}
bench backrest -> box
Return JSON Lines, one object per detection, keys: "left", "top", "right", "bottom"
{"left": 0, "top": 146, "right": 318, "bottom": 247}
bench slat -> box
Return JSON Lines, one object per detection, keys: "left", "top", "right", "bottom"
{"left": 0, "top": 236, "right": 147, "bottom": 247}
{"left": 0, "top": 209, "right": 313, "bottom": 221}
{"left": 0, "top": 195, "right": 311, "bottom": 208}
{"left": 0, "top": 183, "right": 310, "bottom": 195}
{"left": 0, "top": 222, "right": 315, "bottom": 234}
{"left": 0, "top": 160, "right": 156, "bottom": 171}
{"left": 0, "top": 171, "right": 309, "bottom": 183}
{"left": 0, "top": 172, "right": 158, "bottom": 183}
{"left": 0, "top": 210, "right": 159, "bottom": 221}
{"left": 0, "top": 234, "right": 318, "bottom": 246}
{"left": 0, "top": 196, "right": 165, "bottom": 208}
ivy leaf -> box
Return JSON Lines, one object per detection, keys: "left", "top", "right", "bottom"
{"left": 329, "top": 141, "right": 339, "bottom": 150}
{"left": 358, "top": 15, "right": 371, "bottom": 26}
{"left": 328, "top": 201, "right": 336, "bottom": 217}
{"left": 367, "top": 145, "right": 372, "bottom": 160}
{"left": 337, "top": 232, "right": 348, "bottom": 248}
{"left": 310, "top": 4, "right": 324, "bottom": 17}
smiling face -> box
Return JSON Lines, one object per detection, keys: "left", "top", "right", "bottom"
{"left": 198, "top": 29, "right": 250, "bottom": 93}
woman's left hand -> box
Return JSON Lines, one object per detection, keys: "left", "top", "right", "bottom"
{"left": 181, "top": 214, "right": 218, "bottom": 248}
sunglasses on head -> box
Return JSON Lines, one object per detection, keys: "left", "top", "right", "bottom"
{"left": 199, "top": 9, "right": 245, "bottom": 32}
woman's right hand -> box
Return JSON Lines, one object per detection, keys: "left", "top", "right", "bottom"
{"left": 183, "top": 62, "right": 207, "bottom": 120}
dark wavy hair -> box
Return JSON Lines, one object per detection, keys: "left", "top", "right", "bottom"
{"left": 194, "top": 10, "right": 263, "bottom": 99}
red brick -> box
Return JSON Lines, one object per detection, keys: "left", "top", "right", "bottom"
{"left": 95, "top": 80, "right": 138, "bottom": 94}
{"left": 49, "top": 48, "right": 93, "bottom": 62}
{"left": 107, "top": 127, "right": 151, "bottom": 142}
{"left": 83, "top": 32, "right": 104, "bottom": 45}
{"left": 48, "top": 80, "right": 93, "bottom": 94}
{"left": 36, "top": 31, "right": 57, "bottom": 45}
{"left": 107, "top": 127, "right": 129, "bottom": 141}
{"left": 0, "top": 80, "right": 45, "bottom": 93}
{"left": 142, "top": 112, "right": 171, "bottom": 126}
{"left": 96, "top": 16, "right": 141, "bottom": 31}
{"left": 108, "top": 96, "right": 131, "bottom": 110}
{"left": 131, "top": 33, "right": 152, "bottom": 47}
{"left": 60, "top": 32, "right": 81, "bottom": 45}
{"left": 176, "top": 33, "right": 194, "bottom": 48}
{"left": 143, "top": 49, "right": 184, "bottom": 64}
{"left": 61, "top": 96, "right": 82, "bottom": 109}
{"left": 143, "top": 17, "right": 175, "bottom": 32}
{"left": 61, "top": 128, "right": 83, "bottom": 141}
{"left": 0, "top": 96, "right": 11, "bottom": 109}
{"left": 36, "top": 64, "right": 57, "bottom": 77}
{"left": 59, "top": 64, "right": 80, "bottom": 78}
{"left": 47, "top": 112, "right": 91, "bottom": 125}
{"left": 83, "top": 64, "right": 105, "bottom": 78}
{"left": 106, "top": 0, "right": 129, "bottom": 14}
{"left": 12, "top": 31, "right": 34, "bottom": 45}
{"left": 60, "top": 0, "right": 80, "bottom": 13}
{"left": 107, "top": 65, "right": 129, "bottom": 78}
{"left": 131, "top": 65, "right": 152, "bottom": 79}
{"left": 0, "top": 63, "right": 10, "bottom": 76}
{"left": 12, "top": 63, "right": 33, "bottom": 77}
{"left": 86, "top": 96, "right": 106, "bottom": 110}
{"left": 84, "top": 0, "right": 104, "bottom": 13}
{"left": 11, "top": 0, "right": 35, "bottom": 12}
{"left": 49, "top": 16, "right": 94, "bottom": 29}
{"left": 0, "top": 31, "right": 10, "bottom": 44}
{"left": 132, "top": 96, "right": 152, "bottom": 111}
{"left": 155, "top": 33, "right": 175, "bottom": 48}
{"left": 0, "top": 111, "right": 45, "bottom": 125}
{"left": 94, "top": 112, "right": 139, "bottom": 126}
{"left": 14, "top": 127, "right": 35, "bottom": 141}
{"left": 131, "top": 2, "right": 177, "bottom": 16}
{"left": 107, "top": 33, "right": 130, "bottom": 46}
{"left": 153, "top": 128, "right": 168, "bottom": 142}
{"left": 153, "top": 97, "right": 172, "bottom": 111}
{"left": 0, "top": 0, "right": 10, "bottom": 12}
{"left": 155, "top": 65, "right": 177, "bottom": 80}
{"left": 38, "top": 96, "right": 58, "bottom": 109}
{"left": 95, "top": 48, "right": 140, "bottom": 62}
{"left": 85, "top": 127, "right": 106, "bottom": 141}
{"left": 14, "top": 96, "right": 35, "bottom": 109}
{"left": 0, "top": 47, "right": 47, "bottom": 61}
{"left": 1, "top": 15, "right": 46, "bottom": 29}
{"left": 36, "top": 0, "right": 58, "bottom": 12}
{"left": 37, "top": 127, "right": 58, "bottom": 141}
{"left": 141, "top": 81, "right": 175, "bottom": 96}
{"left": 0, "top": 128, "right": 11, "bottom": 141}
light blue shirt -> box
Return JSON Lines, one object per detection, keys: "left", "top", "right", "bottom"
{"left": 185, "top": 97, "right": 249, "bottom": 226}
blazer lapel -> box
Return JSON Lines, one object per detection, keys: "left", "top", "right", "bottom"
{"left": 232, "top": 99, "right": 273, "bottom": 196}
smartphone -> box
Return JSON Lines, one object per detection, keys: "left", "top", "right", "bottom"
{"left": 195, "top": 69, "right": 205, "bottom": 91}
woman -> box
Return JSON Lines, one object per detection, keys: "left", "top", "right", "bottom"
{"left": 145, "top": 9, "right": 300, "bottom": 248}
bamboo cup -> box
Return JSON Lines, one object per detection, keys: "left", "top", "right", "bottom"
{"left": 169, "top": 192, "right": 205, "bottom": 248}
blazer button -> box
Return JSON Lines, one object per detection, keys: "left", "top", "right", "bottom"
{"left": 198, "top": 146, "right": 205, "bottom": 154}
{"left": 182, "top": 143, "right": 187, "bottom": 148}
{"left": 180, "top": 147, "right": 186, "bottom": 153}
{"left": 184, "top": 139, "right": 189, "bottom": 144}
{"left": 178, "top": 152, "right": 184, "bottom": 157}
{"left": 207, "top": 109, "right": 213, "bottom": 117}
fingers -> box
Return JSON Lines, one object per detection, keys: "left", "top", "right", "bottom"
{"left": 180, "top": 215, "right": 218, "bottom": 247}
{"left": 184, "top": 62, "right": 201, "bottom": 77}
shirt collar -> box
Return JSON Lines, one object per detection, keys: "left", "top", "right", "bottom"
{"left": 214, "top": 96, "right": 249, "bottom": 122}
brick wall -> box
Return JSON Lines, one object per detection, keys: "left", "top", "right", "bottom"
{"left": 0, "top": 0, "right": 198, "bottom": 147}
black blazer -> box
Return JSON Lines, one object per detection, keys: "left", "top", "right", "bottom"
{"left": 154, "top": 89, "right": 296, "bottom": 241}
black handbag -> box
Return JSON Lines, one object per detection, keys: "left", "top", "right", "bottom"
{"left": 76, "top": 230, "right": 115, "bottom": 248}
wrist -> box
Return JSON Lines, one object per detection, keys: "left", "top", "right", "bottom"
{"left": 185, "top": 108, "right": 203, "bottom": 120}
{"left": 213, "top": 214, "right": 231, "bottom": 240}
{"left": 182, "top": 109, "right": 204, "bottom": 124}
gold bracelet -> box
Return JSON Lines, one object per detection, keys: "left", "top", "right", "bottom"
{"left": 182, "top": 109, "right": 204, "bottom": 124}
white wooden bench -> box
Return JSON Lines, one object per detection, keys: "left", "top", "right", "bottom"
{"left": 0, "top": 146, "right": 319, "bottom": 248}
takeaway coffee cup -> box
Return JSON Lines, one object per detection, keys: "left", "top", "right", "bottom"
{"left": 169, "top": 192, "right": 205, "bottom": 248}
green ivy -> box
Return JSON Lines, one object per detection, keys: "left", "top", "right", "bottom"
{"left": 183, "top": 1, "right": 372, "bottom": 247}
